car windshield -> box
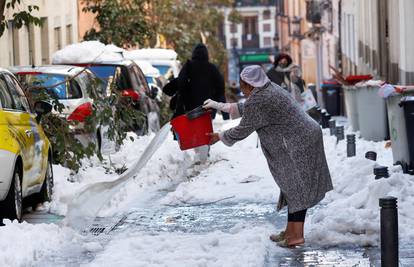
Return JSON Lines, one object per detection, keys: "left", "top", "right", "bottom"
{"left": 88, "top": 65, "right": 131, "bottom": 91}
{"left": 17, "top": 73, "right": 81, "bottom": 99}
{"left": 88, "top": 65, "right": 116, "bottom": 80}
{"left": 145, "top": 76, "right": 153, "bottom": 85}
{"left": 153, "top": 65, "right": 171, "bottom": 76}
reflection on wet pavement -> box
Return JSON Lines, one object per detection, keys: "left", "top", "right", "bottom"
{"left": 277, "top": 249, "right": 371, "bottom": 266}
{"left": 113, "top": 203, "right": 281, "bottom": 234}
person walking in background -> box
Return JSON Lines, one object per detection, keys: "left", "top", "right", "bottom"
{"left": 204, "top": 65, "right": 332, "bottom": 248}
{"left": 175, "top": 43, "right": 225, "bottom": 162}
{"left": 287, "top": 64, "right": 306, "bottom": 103}
{"left": 174, "top": 43, "right": 225, "bottom": 117}
{"left": 266, "top": 53, "right": 293, "bottom": 91}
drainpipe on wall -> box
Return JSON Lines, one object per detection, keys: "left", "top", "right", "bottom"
{"left": 315, "top": 32, "right": 325, "bottom": 109}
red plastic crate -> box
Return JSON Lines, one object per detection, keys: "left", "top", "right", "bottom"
{"left": 171, "top": 112, "right": 213, "bottom": 150}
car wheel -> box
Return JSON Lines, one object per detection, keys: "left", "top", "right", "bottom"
{"left": 1, "top": 167, "right": 23, "bottom": 222}
{"left": 39, "top": 157, "right": 53, "bottom": 203}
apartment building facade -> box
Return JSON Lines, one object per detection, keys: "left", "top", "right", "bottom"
{"left": 341, "top": 0, "right": 414, "bottom": 84}
{"left": 0, "top": 0, "right": 78, "bottom": 68}
{"left": 222, "top": 0, "right": 278, "bottom": 84}
{"left": 275, "top": 0, "right": 318, "bottom": 84}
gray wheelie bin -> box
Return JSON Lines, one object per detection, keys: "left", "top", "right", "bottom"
{"left": 386, "top": 94, "right": 410, "bottom": 172}
{"left": 355, "top": 83, "right": 388, "bottom": 141}
{"left": 343, "top": 85, "right": 360, "bottom": 132}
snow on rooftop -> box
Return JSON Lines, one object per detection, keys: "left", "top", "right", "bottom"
{"left": 52, "top": 41, "right": 125, "bottom": 64}
{"left": 124, "top": 48, "right": 178, "bottom": 61}
{"left": 133, "top": 60, "right": 160, "bottom": 76}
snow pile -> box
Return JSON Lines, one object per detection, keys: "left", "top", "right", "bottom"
{"left": 64, "top": 124, "right": 172, "bottom": 228}
{"left": 160, "top": 119, "right": 278, "bottom": 206}
{"left": 124, "top": 48, "right": 178, "bottom": 61}
{"left": 52, "top": 41, "right": 125, "bottom": 64}
{"left": 86, "top": 223, "right": 281, "bottom": 267}
{"left": 49, "top": 129, "right": 196, "bottom": 218}
{"left": 0, "top": 220, "right": 80, "bottom": 267}
{"left": 133, "top": 60, "right": 160, "bottom": 76}
{"left": 355, "top": 80, "right": 383, "bottom": 88}
{"left": 306, "top": 129, "right": 414, "bottom": 246}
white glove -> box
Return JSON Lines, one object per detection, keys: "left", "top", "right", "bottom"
{"left": 203, "top": 99, "right": 230, "bottom": 112}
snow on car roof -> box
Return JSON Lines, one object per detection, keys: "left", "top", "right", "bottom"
{"left": 124, "top": 49, "right": 178, "bottom": 61}
{"left": 0, "top": 68, "right": 14, "bottom": 76}
{"left": 133, "top": 60, "right": 160, "bottom": 76}
{"left": 8, "top": 65, "right": 89, "bottom": 77}
{"left": 52, "top": 41, "right": 125, "bottom": 64}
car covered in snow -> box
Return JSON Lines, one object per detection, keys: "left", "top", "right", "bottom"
{"left": 9, "top": 65, "right": 105, "bottom": 153}
{"left": 124, "top": 49, "right": 181, "bottom": 80}
{"left": 0, "top": 68, "right": 53, "bottom": 222}
{"left": 63, "top": 60, "right": 160, "bottom": 133}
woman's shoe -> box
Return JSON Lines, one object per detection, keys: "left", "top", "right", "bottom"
{"left": 276, "top": 238, "right": 305, "bottom": 248}
{"left": 269, "top": 231, "right": 285, "bottom": 242}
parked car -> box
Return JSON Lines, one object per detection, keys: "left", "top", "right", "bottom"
{"left": 125, "top": 49, "right": 181, "bottom": 80}
{"left": 0, "top": 68, "right": 53, "bottom": 222}
{"left": 134, "top": 60, "right": 166, "bottom": 102}
{"left": 9, "top": 65, "right": 105, "bottom": 153}
{"left": 62, "top": 60, "right": 160, "bottom": 133}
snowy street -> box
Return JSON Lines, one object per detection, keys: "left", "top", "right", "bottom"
{"left": 2, "top": 0, "right": 414, "bottom": 266}
{"left": 1, "top": 118, "right": 414, "bottom": 266}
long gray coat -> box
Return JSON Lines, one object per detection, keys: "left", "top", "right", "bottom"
{"left": 221, "top": 82, "right": 333, "bottom": 213}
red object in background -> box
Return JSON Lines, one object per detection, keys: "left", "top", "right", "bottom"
{"left": 121, "top": 89, "right": 140, "bottom": 101}
{"left": 68, "top": 102, "right": 93, "bottom": 122}
{"left": 171, "top": 112, "right": 213, "bottom": 150}
{"left": 345, "top": 75, "right": 373, "bottom": 85}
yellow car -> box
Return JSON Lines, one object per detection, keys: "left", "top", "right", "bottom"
{"left": 0, "top": 69, "right": 53, "bottom": 222}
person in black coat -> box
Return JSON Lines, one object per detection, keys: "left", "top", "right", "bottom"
{"left": 175, "top": 43, "right": 225, "bottom": 118}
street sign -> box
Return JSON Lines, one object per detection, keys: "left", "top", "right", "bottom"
{"left": 239, "top": 53, "right": 270, "bottom": 63}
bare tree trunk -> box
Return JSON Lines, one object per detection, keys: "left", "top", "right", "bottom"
{"left": 0, "top": 0, "right": 6, "bottom": 21}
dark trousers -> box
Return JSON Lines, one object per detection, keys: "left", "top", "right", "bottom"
{"left": 288, "top": 209, "right": 307, "bottom": 222}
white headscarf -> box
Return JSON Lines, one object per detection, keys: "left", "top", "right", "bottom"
{"left": 240, "top": 65, "right": 271, "bottom": 88}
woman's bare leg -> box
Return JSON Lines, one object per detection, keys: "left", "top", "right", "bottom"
{"left": 285, "top": 221, "right": 305, "bottom": 245}
{"left": 284, "top": 209, "right": 307, "bottom": 246}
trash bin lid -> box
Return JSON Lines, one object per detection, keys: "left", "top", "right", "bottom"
{"left": 345, "top": 75, "right": 373, "bottom": 85}
{"left": 401, "top": 96, "right": 414, "bottom": 102}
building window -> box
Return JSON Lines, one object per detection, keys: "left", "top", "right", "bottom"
{"left": 54, "top": 27, "right": 62, "bottom": 52}
{"left": 263, "top": 37, "right": 272, "bottom": 47}
{"left": 41, "top": 18, "right": 50, "bottom": 64}
{"left": 231, "top": 38, "right": 238, "bottom": 48}
{"left": 230, "top": 23, "right": 237, "bottom": 33}
{"left": 66, "top": 24, "right": 73, "bottom": 45}
{"left": 28, "top": 25, "right": 35, "bottom": 65}
{"left": 263, "top": 23, "right": 271, "bottom": 32}
{"left": 7, "top": 21, "right": 20, "bottom": 65}
{"left": 243, "top": 16, "right": 258, "bottom": 35}
{"left": 263, "top": 10, "right": 271, "bottom": 20}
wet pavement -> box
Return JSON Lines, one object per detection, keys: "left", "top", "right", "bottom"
{"left": 25, "top": 200, "right": 414, "bottom": 266}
